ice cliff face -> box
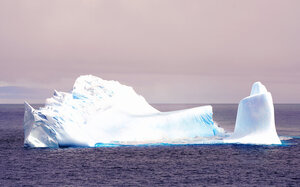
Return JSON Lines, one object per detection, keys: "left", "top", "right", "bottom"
{"left": 24, "top": 75, "right": 223, "bottom": 148}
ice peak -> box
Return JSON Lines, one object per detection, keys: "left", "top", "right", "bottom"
{"left": 250, "top": 81, "right": 268, "bottom": 96}
{"left": 53, "top": 90, "right": 60, "bottom": 96}
{"left": 24, "top": 101, "right": 34, "bottom": 112}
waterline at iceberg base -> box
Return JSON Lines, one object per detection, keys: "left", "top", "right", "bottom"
{"left": 23, "top": 75, "right": 281, "bottom": 148}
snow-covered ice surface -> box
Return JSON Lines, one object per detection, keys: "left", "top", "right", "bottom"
{"left": 23, "top": 75, "right": 281, "bottom": 148}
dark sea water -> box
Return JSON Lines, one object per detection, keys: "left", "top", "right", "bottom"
{"left": 0, "top": 104, "right": 299, "bottom": 186}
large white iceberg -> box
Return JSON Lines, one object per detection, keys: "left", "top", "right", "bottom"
{"left": 24, "top": 75, "right": 224, "bottom": 148}
{"left": 23, "top": 75, "right": 281, "bottom": 148}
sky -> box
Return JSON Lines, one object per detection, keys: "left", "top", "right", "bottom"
{"left": 0, "top": 0, "right": 299, "bottom": 104}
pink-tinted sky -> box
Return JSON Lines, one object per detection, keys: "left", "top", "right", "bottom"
{"left": 0, "top": 0, "right": 299, "bottom": 103}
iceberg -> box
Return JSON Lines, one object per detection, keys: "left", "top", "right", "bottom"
{"left": 224, "top": 82, "right": 281, "bottom": 145}
{"left": 23, "top": 75, "right": 224, "bottom": 148}
{"left": 23, "top": 75, "right": 281, "bottom": 148}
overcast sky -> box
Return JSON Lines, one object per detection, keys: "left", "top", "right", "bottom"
{"left": 0, "top": 0, "right": 299, "bottom": 104}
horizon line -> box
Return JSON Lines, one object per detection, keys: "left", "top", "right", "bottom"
{"left": 1, "top": 102, "right": 300, "bottom": 105}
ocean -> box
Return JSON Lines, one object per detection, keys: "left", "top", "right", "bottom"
{"left": 0, "top": 104, "right": 299, "bottom": 186}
